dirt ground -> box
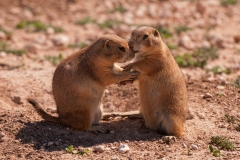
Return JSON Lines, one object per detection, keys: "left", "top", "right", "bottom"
{"left": 0, "top": 0, "right": 240, "bottom": 159}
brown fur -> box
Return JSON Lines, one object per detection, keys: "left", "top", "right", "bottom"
{"left": 27, "top": 34, "right": 137, "bottom": 133}
{"left": 123, "top": 26, "right": 188, "bottom": 137}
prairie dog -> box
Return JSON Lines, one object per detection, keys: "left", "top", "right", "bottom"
{"left": 28, "top": 34, "right": 138, "bottom": 133}
{"left": 123, "top": 26, "right": 188, "bottom": 137}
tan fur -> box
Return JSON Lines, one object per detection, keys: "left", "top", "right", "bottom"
{"left": 27, "top": 34, "right": 137, "bottom": 133}
{"left": 123, "top": 26, "right": 188, "bottom": 137}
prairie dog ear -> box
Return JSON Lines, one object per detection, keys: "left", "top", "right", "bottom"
{"left": 104, "top": 40, "right": 111, "bottom": 48}
{"left": 153, "top": 29, "right": 160, "bottom": 37}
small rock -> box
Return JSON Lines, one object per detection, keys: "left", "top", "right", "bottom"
{"left": 216, "top": 85, "right": 225, "bottom": 90}
{"left": 219, "top": 124, "right": 227, "bottom": 128}
{"left": 118, "top": 144, "right": 130, "bottom": 153}
{"left": 46, "top": 107, "right": 57, "bottom": 113}
{"left": 209, "top": 34, "right": 224, "bottom": 48}
{"left": 110, "top": 130, "right": 115, "bottom": 134}
{"left": 54, "top": 141, "right": 59, "bottom": 145}
{"left": 111, "top": 155, "right": 118, "bottom": 160}
{"left": 105, "top": 89, "right": 109, "bottom": 94}
{"left": 196, "top": 2, "right": 206, "bottom": 14}
{"left": 51, "top": 108, "right": 57, "bottom": 114}
{"left": 0, "top": 51, "right": 6, "bottom": 57}
{"left": 0, "top": 132, "right": 5, "bottom": 138}
{"left": 48, "top": 142, "right": 54, "bottom": 146}
{"left": 52, "top": 34, "right": 69, "bottom": 47}
{"left": 0, "top": 31, "right": 6, "bottom": 40}
{"left": 234, "top": 35, "right": 240, "bottom": 43}
{"left": 197, "top": 113, "right": 206, "bottom": 119}
{"left": 178, "top": 35, "right": 195, "bottom": 50}
{"left": 23, "top": 9, "right": 33, "bottom": 19}
{"left": 72, "top": 150, "right": 78, "bottom": 154}
{"left": 93, "top": 145, "right": 105, "bottom": 153}
{"left": 11, "top": 96, "right": 23, "bottom": 104}
{"left": 46, "top": 27, "right": 55, "bottom": 34}
{"left": 202, "top": 40, "right": 210, "bottom": 48}
{"left": 203, "top": 93, "right": 213, "bottom": 99}
{"left": 182, "top": 143, "right": 187, "bottom": 148}
{"left": 162, "top": 136, "right": 176, "bottom": 145}
{"left": 10, "top": 7, "right": 22, "bottom": 14}
{"left": 190, "top": 144, "right": 198, "bottom": 150}
{"left": 236, "top": 113, "right": 240, "bottom": 118}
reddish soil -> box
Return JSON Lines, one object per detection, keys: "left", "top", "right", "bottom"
{"left": 0, "top": 0, "right": 240, "bottom": 159}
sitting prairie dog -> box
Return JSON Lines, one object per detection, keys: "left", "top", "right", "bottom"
{"left": 121, "top": 26, "right": 189, "bottom": 137}
{"left": 27, "top": 34, "right": 138, "bottom": 133}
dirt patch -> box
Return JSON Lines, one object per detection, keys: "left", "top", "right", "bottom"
{"left": 0, "top": 0, "right": 240, "bottom": 159}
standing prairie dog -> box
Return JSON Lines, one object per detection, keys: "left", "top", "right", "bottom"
{"left": 122, "top": 26, "right": 189, "bottom": 137}
{"left": 28, "top": 34, "right": 138, "bottom": 133}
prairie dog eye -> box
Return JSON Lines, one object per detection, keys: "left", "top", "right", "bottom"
{"left": 119, "top": 47, "right": 125, "bottom": 52}
{"left": 143, "top": 34, "right": 148, "bottom": 39}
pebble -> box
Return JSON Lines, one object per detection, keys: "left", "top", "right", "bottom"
{"left": 51, "top": 108, "right": 57, "bottom": 113}
{"left": 72, "top": 150, "right": 78, "bottom": 154}
{"left": 0, "top": 31, "right": 6, "bottom": 40}
{"left": 216, "top": 85, "right": 225, "bottom": 90}
{"left": 46, "top": 27, "right": 55, "bottom": 34}
{"left": 197, "top": 113, "right": 206, "bottom": 119}
{"left": 0, "top": 132, "right": 5, "bottom": 139}
{"left": 190, "top": 144, "right": 198, "bottom": 150}
{"left": 162, "top": 136, "right": 176, "bottom": 144}
{"left": 10, "top": 7, "right": 22, "bottom": 14}
{"left": 237, "top": 113, "right": 240, "bottom": 118}
{"left": 182, "top": 143, "right": 187, "bottom": 148}
{"left": 110, "top": 130, "right": 115, "bottom": 134}
{"left": 203, "top": 93, "right": 213, "bottom": 99}
{"left": 46, "top": 107, "right": 57, "bottom": 113}
{"left": 0, "top": 51, "right": 6, "bottom": 57}
{"left": 118, "top": 144, "right": 130, "bottom": 153}
{"left": 105, "top": 89, "right": 109, "bottom": 94}
{"left": 202, "top": 40, "right": 210, "bottom": 48}
{"left": 93, "top": 145, "right": 105, "bottom": 153}
{"left": 11, "top": 96, "right": 23, "bottom": 105}
{"left": 219, "top": 123, "right": 227, "bottom": 128}
{"left": 178, "top": 35, "right": 195, "bottom": 50}
{"left": 25, "top": 44, "right": 39, "bottom": 54}
{"left": 48, "top": 142, "right": 54, "bottom": 146}
{"left": 234, "top": 35, "right": 240, "bottom": 43}
{"left": 209, "top": 34, "right": 224, "bottom": 48}
{"left": 196, "top": 2, "right": 206, "bottom": 14}
{"left": 111, "top": 155, "right": 118, "bottom": 160}
{"left": 52, "top": 34, "right": 69, "bottom": 47}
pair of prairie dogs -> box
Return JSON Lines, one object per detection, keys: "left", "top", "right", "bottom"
{"left": 28, "top": 26, "right": 189, "bottom": 137}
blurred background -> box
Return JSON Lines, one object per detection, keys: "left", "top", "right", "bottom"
{"left": 0, "top": 0, "right": 240, "bottom": 85}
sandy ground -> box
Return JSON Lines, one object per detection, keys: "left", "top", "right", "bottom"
{"left": 0, "top": 0, "right": 240, "bottom": 159}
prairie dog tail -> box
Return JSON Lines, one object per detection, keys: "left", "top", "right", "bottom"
{"left": 27, "top": 98, "right": 60, "bottom": 123}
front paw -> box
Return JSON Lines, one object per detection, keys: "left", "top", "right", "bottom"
{"left": 118, "top": 79, "right": 135, "bottom": 85}
{"left": 123, "top": 64, "right": 133, "bottom": 72}
{"left": 128, "top": 70, "right": 139, "bottom": 80}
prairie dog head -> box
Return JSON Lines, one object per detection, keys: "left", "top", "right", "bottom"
{"left": 128, "top": 26, "right": 162, "bottom": 54}
{"left": 94, "top": 34, "right": 135, "bottom": 63}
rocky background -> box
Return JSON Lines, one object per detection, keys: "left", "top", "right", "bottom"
{"left": 0, "top": 0, "right": 240, "bottom": 159}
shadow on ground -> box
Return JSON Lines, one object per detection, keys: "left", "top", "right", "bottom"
{"left": 15, "top": 118, "right": 163, "bottom": 151}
